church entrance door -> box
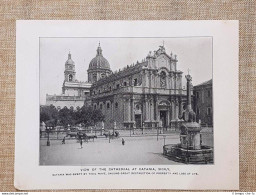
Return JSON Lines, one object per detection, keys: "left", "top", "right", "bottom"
{"left": 160, "top": 111, "right": 167, "bottom": 127}
{"left": 135, "top": 114, "right": 142, "bottom": 128}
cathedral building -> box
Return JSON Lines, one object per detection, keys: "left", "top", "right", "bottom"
{"left": 45, "top": 43, "right": 197, "bottom": 129}
{"left": 84, "top": 44, "right": 188, "bottom": 129}
{"left": 46, "top": 52, "right": 91, "bottom": 109}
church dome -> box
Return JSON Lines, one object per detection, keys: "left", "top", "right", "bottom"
{"left": 88, "top": 43, "right": 111, "bottom": 70}
{"left": 65, "top": 52, "right": 75, "bottom": 65}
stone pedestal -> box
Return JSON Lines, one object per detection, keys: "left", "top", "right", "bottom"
{"left": 180, "top": 122, "right": 201, "bottom": 150}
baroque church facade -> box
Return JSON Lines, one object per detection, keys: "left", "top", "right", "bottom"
{"left": 46, "top": 43, "right": 191, "bottom": 129}
{"left": 84, "top": 44, "right": 188, "bottom": 129}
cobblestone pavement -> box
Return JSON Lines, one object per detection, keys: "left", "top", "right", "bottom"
{"left": 40, "top": 132, "right": 213, "bottom": 166}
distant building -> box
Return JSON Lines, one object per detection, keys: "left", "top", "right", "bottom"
{"left": 85, "top": 44, "right": 188, "bottom": 129}
{"left": 46, "top": 52, "right": 91, "bottom": 109}
{"left": 193, "top": 79, "right": 213, "bottom": 126}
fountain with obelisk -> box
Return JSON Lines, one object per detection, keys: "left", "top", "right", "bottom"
{"left": 163, "top": 71, "right": 213, "bottom": 164}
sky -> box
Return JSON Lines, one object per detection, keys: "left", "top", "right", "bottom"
{"left": 40, "top": 37, "right": 212, "bottom": 104}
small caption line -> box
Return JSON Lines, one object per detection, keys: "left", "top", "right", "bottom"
{"left": 52, "top": 167, "right": 199, "bottom": 177}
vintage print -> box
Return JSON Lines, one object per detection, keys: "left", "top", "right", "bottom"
{"left": 40, "top": 37, "right": 213, "bottom": 166}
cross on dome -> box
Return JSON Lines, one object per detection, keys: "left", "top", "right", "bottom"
{"left": 188, "top": 68, "right": 190, "bottom": 75}
{"left": 97, "top": 42, "right": 102, "bottom": 56}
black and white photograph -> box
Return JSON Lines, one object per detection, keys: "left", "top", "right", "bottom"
{"left": 39, "top": 37, "right": 214, "bottom": 166}
{"left": 15, "top": 21, "right": 239, "bottom": 190}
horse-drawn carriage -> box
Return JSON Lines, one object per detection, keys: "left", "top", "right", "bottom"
{"left": 66, "top": 131, "right": 78, "bottom": 138}
{"left": 77, "top": 132, "right": 97, "bottom": 142}
{"left": 103, "top": 131, "right": 119, "bottom": 139}
{"left": 66, "top": 130, "right": 97, "bottom": 142}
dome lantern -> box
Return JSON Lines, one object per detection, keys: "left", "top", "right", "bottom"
{"left": 97, "top": 42, "right": 103, "bottom": 56}
{"left": 65, "top": 51, "right": 75, "bottom": 65}
{"left": 87, "top": 43, "right": 112, "bottom": 83}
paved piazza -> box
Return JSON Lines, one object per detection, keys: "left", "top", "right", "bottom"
{"left": 40, "top": 130, "right": 213, "bottom": 166}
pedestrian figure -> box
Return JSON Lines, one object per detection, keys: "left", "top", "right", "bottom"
{"left": 122, "top": 138, "right": 125, "bottom": 145}
{"left": 80, "top": 137, "right": 83, "bottom": 148}
{"left": 62, "top": 136, "right": 66, "bottom": 144}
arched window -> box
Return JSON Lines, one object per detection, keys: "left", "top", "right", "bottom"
{"left": 94, "top": 105, "right": 97, "bottom": 110}
{"left": 208, "top": 90, "right": 211, "bottom": 97}
{"left": 196, "top": 107, "right": 200, "bottom": 115}
{"left": 93, "top": 74, "right": 97, "bottom": 82}
{"left": 134, "top": 78, "right": 138, "bottom": 86}
{"left": 160, "top": 71, "right": 167, "bottom": 88}
{"left": 123, "top": 81, "right": 127, "bottom": 86}
{"left": 107, "top": 102, "right": 110, "bottom": 109}
{"left": 115, "top": 102, "right": 118, "bottom": 108}
{"left": 100, "top": 104, "right": 103, "bottom": 109}
{"left": 101, "top": 73, "right": 106, "bottom": 78}
{"left": 69, "top": 74, "right": 73, "bottom": 81}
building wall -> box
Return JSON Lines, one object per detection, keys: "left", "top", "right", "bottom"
{"left": 63, "top": 87, "right": 90, "bottom": 97}
{"left": 87, "top": 74, "right": 187, "bottom": 130}
{"left": 193, "top": 82, "right": 213, "bottom": 126}
{"left": 45, "top": 97, "right": 85, "bottom": 110}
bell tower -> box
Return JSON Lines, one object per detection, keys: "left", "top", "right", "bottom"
{"left": 64, "top": 52, "right": 76, "bottom": 82}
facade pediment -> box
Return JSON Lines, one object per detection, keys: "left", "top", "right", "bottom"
{"left": 155, "top": 54, "right": 171, "bottom": 71}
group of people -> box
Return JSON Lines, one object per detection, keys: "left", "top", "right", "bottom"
{"left": 61, "top": 135, "right": 126, "bottom": 149}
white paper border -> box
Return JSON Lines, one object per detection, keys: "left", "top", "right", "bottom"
{"left": 15, "top": 20, "right": 239, "bottom": 190}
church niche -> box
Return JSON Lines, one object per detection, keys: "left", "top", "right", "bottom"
{"left": 69, "top": 74, "right": 73, "bottom": 81}
{"left": 160, "top": 71, "right": 167, "bottom": 88}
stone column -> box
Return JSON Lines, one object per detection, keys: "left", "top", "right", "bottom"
{"left": 185, "top": 74, "right": 192, "bottom": 109}
{"left": 155, "top": 96, "right": 159, "bottom": 122}
{"left": 171, "top": 101, "right": 175, "bottom": 120}
{"left": 150, "top": 100, "right": 154, "bottom": 121}
{"left": 111, "top": 100, "right": 114, "bottom": 125}
{"left": 176, "top": 103, "right": 179, "bottom": 120}
{"left": 142, "top": 70, "right": 146, "bottom": 87}
{"left": 174, "top": 74, "right": 177, "bottom": 95}
{"left": 126, "top": 99, "right": 131, "bottom": 122}
{"left": 152, "top": 73, "right": 155, "bottom": 89}
{"left": 148, "top": 71, "right": 152, "bottom": 89}
{"left": 145, "top": 100, "right": 149, "bottom": 121}
{"left": 179, "top": 98, "right": 183, "bottom": 117}
{"left": 167, "top": 107, "right": 170, "bottom": 127}
{"left": 130, "top": 98, "right": 134, "bottom": 122}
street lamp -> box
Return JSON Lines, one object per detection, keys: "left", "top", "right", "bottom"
{"left": 113, "top": 121, "right": 116, "bottom": 135}
{"left": 142, "top": 122, "right": 144, "bottom": 135}
{"left": 163, "top": 135, "right": 166, "bottom": 146}
{"left": 56, "top": 126, "right": 59, "bottom": 140}
{"left": 133, "top": 121, "right": 136, "bottom": 135}
{"left": 46, "top": 126, "right": 52, "bottom": 146}
{"left": 157, "top": 126, "right": 159, "bottom": 141}
{"left": 101, "top": 121, "right": 104, "bottom": 136}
